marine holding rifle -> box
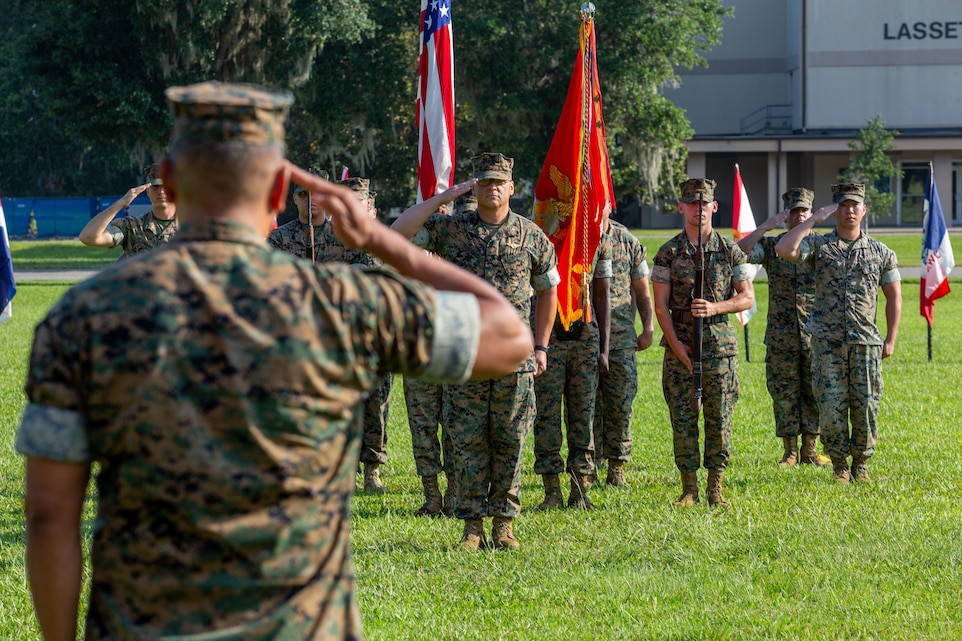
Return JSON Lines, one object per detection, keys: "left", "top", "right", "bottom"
{"left": 652, "top": 178, "right": 754, "bottom": 508}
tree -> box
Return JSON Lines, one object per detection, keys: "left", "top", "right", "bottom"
{"left": 3, "top": 0, "right": 729, "bottom": 208}
{"left": 843, "top": 115, "right": 902, "bottom": 223}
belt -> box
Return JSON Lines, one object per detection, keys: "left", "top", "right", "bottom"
{"left": 670, "top": 309, "right": 729, "bottom": 326}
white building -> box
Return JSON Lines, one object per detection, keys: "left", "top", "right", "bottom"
{"left": 659, "top": 0, "right": 962, "bottom": 228}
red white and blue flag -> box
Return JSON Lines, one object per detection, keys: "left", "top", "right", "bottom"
{"left": 416, "top": 0, "right": 455, "bottom": 203}
{"left": 921, "top": 165, "right": 954, "bottom": 327}
{"left": 0, "top": 201, "right": 15, "bottom": 323}
{"left": 732, "top": 164, "right": 757, "bottom": 326}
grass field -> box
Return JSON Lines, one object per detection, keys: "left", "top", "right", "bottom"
{"left": 2, "top": 272, "right": 961, "bottom": 638}
{"left": 9, "top": 231, "right": 959, "bottom": 274}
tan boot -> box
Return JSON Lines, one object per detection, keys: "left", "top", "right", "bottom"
{"left": 851, "top": 458, "right": 871, "bottom": 483}
{"left": 491, "top": 516, "right": 520, "bottom": 550}
{"left": 535, "top": 473, "right": 565, "bottom": 511}
{"left": 567, "top": 471, "right": 596, "bottom": 510}
{"left": 832, "top": 458, "right": 851, "bottom": 484}
{"left": 673, "top": 471, "right": 699, "bottom": 506}
{"left": 606, "top": 459, "right": 628, "bottom": 487}
{"left": 363, "top": 463, "right": 386, "bottom": 494}
{"left": 779, "top": 435, "right": 799, "bottom": 467}
{"left": 414, "top": 474, "right": 442, "bottom": 517}
{"left": 441, "top": 472, "right": 458, "bottom": 518}
{"left": 460, "top": 518, "right": 485, "bottom": 551}
{"left": 707, "top": 470, "right": 730, "bottom": 508}
{"left": 800, "top": 434, "right": 831, "bottom": 466}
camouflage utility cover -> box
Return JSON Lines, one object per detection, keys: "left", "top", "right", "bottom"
{"left": 166, "top": 81, "right": 293, "bottom": 145}
{"left": 472, "top": 152, "right": 514, "bottom": 181}
{"left": 680, "top": 178, "right": 717, "bottom": 203}
{"left": 782, "top": 187, "right": 814, "bottom": 211}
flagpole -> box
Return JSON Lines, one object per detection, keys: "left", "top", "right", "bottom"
{"left": 744, "top": 325, "right": 751, "bottom": 362}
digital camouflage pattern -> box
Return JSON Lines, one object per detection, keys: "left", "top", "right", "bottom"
{"left": 798, "top": 231, "right": 900, "bottom": 345}
{"left": 800, "top": 230, "right": 899, "bottom": 463}
{"left": 413, "top": 210, "right": 559, "bottom": 372}
{"left": 594, "top": 347, "right": 636, "bottom": 461}
{"left": 533, "top": 234, "right": 611, "bottom": 476}
{"left": 471, "top": 152, "right": 514, "bottom": 180}
{"left": 106, "top": 211, "right": 179, "bottom": 256}
{"left": 832, "top": 182, "right": 865, "bottom": 204}
{"left": 651, "top": 230, "right": 752, "bottom": 356}
{"left": 403, "top": 376, "right": 452, "bottom": 477}
{"left": 782, "top": 187, "right": 814, "bottom": 211}
{"left": 812, "top": 343, "right": 882, "bottom": 461}
{"left": 653, "top": 230, "right": 751, "bottom": 472}
{"left": 267, "top": 218, "right": 326, "bottom": 259}
{"left": 166, "top": 81, "right": 293, "bottom": 145}
{"left": 16, "top": 218, "right": 475, "bottom": 640}
{"left": 679, "top": 178, "right": 717, "bottom": 203}
{"left": 606, "top": 220, "right": 649, "bottom": 351}
{"left": 662, "top": 353, "right": 737, "bottom": 471}
{"left": 443, "top": 373, "right": 534, "bottom": 519}
{"left": 593, "top": 220, "right": 649, "bottom": 461}
{"left": 746, "top": 234, "right": 819, "bottom": 437}
{"left": 278, "top": 217, "right": 391, "bottom": 467}
{"left": 413, "top": 207, "right": 557, "bottom": 520}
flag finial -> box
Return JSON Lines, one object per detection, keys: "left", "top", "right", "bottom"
{"left": 581, "top": 3, "right": 595, "bottom": 18}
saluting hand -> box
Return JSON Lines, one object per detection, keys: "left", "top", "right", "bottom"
{"left": 811, "top": 203, "right": 839, "bottom": 224}
{"left": 287, "top": 162, "right": 377, "bottom": 249}
{"left": 124, "top": 183, "right": 151, "bottom": 206}
{"left": 765, "top": 208, "right": 791, "bottom": 230}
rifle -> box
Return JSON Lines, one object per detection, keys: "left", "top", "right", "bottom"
{"left": 691, "top": 193, "right": 704, "bottom": 413}
{"left": 307, "top": 168, "right": 317, "bottom": 262}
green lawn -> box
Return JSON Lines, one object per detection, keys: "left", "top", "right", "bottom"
{"left": 2, "top": 276, "right": 961, "bottom": 639}
{"left": 10, "top": 232, "right": 957, "bottom": 274}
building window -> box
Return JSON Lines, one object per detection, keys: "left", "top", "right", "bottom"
{"left": 898, "top": 161, "right": 929, "bottom": 226}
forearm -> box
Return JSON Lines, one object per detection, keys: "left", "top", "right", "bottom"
{"left": 26, "top": 520, "right": 82, "bottom": 641}
{"left": 775, "top": 219, "right": 815, "bottom": 262}
{"left": 390, "top": 199, "right": 438, "bottom": 239}
{"left": 592, "top": 279, "right": 610, "bottom": 356}
{"left": 736, "top": 225, "right": 768, "bottom": 254}
{"left": 534, "top": 288, "right": 558, "bottom": 349}
{"left": 884, "top": 283, "right": 902, "bottom": 349}
{"left": 78, "top": 201, "right": 125, "bottom": 247}
{"left": 633, "top": 278, "right": 654, "bottom": 334}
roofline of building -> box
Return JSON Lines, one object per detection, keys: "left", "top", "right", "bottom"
{"left": 687, "top": 129, "right": 962, "bottom": 153}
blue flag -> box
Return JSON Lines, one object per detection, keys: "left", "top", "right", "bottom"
{"left": 0, "top": 202, "right": 15, "bottom": 323}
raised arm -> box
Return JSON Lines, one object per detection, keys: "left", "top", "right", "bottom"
{"left": 737, "top": 209, "right": 789, "bottom": 255}
{"left": 775, "top": 204, "right": 837, "bottom": 262}
{"left": 78, "top": 184, "right": 148, "bottom": 247}
{"left": 291, "top": 164, "right": 530, "bottom": 378}
{"left": 390, "top": 179, "right": 476, "bottom": 239}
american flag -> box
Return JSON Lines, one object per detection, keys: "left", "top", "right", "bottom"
{"left": 416, "top": 0, "right": 455, "bottom": 203}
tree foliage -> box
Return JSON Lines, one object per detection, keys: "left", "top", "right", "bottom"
{"left": 1, "top": 0, "right": 729, "bottom": 208}
{"left": 843, "top": 115, "right": 903, "bottom": 222}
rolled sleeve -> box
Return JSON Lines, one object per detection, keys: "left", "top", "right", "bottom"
{"left": 651, "top": 264, "right": 671, "bottom": 284}
{"left": 532, "top": 266, "right": 561, "bottom": 292}
{"left": 595, "top": 259, "right": 613, "bottom": 279}
{"left": 420, "top": 291, "right": 481, "bottom": 384}
{"left": 880, "top": 267, "right": 901, "bottom": 286}
{"left": 105, "top": 223, "right": 124, "bottom": 248}
{"left": 732, "top": 263, "right": 754, "bottom": 282}
{"left": 15, "top": 404, "right": 91, "bottom": 463}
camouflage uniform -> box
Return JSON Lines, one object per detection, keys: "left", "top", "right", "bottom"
{"left": 15, "top": 81, "right": 484, "bottom": 641}
{"left": 412, "top": 208, "right": 559, "bottom": 519}
{"left": 746, "top": 233, "right": 819, "bottom": 438}
{"left": 267, "top": 218, "right": 325, "bottom": 258}
{"left": 106, "top": 211, "right": 178, "bottom": 256}
{"left": 16, "top": 217, "right": 481, "bottom": 640}
{"left": 271, "top": 211, "right": 395, "bottom": 470}
{"left": 533, "top": 234, "right": 611, "bottom": 477}
{"left": 652, "top": 230, "right": 752, "bottom": 472}
{"left": 404, "top": 376, "right": 451, "bottom": 477}
{"left": 797, "top": 230, "right": 900, "bottom": 463}
{"left": 594, "top": 220, "right": 649, "bottom": 462}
